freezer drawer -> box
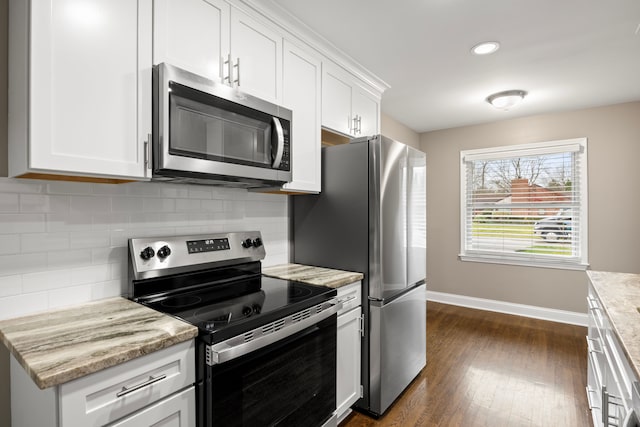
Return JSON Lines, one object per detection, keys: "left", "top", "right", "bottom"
{"left": 369, "top": 283, "right": 426, "bottom": 415}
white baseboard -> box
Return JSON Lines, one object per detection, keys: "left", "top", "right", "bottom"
{"left": 425, "top": 290, "right": 588, "bottom": 327}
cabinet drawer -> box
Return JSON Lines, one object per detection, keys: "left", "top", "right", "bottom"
{"left": 337, "top": 281, "right": 362, "bottom": 314}
{"left": 109, "top": 386, "right": 195, "bottom": 427}
{"left": 60, "top": 340, "right": 195, "bottom": 427}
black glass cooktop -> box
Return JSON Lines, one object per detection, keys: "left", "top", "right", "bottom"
{"left": 137, "top": 275, "right": 336, "bottom": 344}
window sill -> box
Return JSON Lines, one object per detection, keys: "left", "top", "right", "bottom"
{"left": 458, "top": 254, "right": 589, "bottom": 271}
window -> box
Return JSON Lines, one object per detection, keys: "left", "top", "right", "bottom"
{"left": 460, "top": 138, "right": 588, "bottom": 270}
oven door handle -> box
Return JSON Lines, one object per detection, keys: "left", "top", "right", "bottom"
{"left": 206, "top": 298, "right": 341, "bottom": 365}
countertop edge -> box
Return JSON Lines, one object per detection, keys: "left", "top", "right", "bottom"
{"left": 262, "top": 263, "right": 364, "bottom": 288}
{"left": 587, "top": 270, "right": 640, "bottom": 382}
{"left": 0, "top": 297, "right": 198, "bottom": 389}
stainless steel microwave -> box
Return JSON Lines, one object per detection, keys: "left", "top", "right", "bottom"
{"left": 152, "top": 63, "right": 292, "bottom": 187}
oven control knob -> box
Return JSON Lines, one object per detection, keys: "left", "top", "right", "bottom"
{"left": 241, "top": 238, "right": 253, "bottom": 248}
{"left": 242, "top": 306, "right": 253, "bottom": 317}
{"left": 252, "top": 238, "right": 263, "bottom": 248}
{"left": 140, "top": 246, "right": 155, "bottom": 260}
{"left": 157, "top": 245, "right": 172, "bottom": 259}
{"left": 252, "top": 304, "right": 262, "bottom": 314}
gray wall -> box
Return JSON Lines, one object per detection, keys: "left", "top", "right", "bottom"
{"left": 421, "top": 101, "right": 640, "bottom": 313}
{"left": 381, "top": 113, "right": 420, "bottom": 149}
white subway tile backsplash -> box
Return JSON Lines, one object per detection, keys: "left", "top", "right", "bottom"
{"left": 0, "top": 253, "right": 48, "bottom": 276}
{"left": 0, "top": 292, "right": 49, "bottom": 320}
{"left": 70, "top": 231, "right": 110, "bottom": 249}
{"left": 47, "top": 249, "right": 93, "bottom": 269}
{"left": 47, "top": 213, "right": 93, "bottom": 232}
{"left": 22, "top": 269, "right": 71, "bottom": 293}
{"left": 0, "top": 178, "right": 288, "bottom": 319}
{"left": 142, "top": 198, "right": 176, "bottom": 212}
{"left": 111, "top": 197, "right": 144, "bottom": 213}
{"left": 0, "top": 234, "right": 20, "bottom": 255}
{"left": 70, "top": 195, "right": 110, "bottom": 213}
{"left": 71, "top": 264, "right": 111, "bottom": 286}
{"left": 0, "top": 193, "right": 19, "bottom": 212}
{"left": 20, "top": 194, "right": 69, "bottom": 213}
{"left": 0, "top": 275, "right": 22, "bottom": 298}
{"left": 0, "top": 214, "right": 46, "bottom": 233}
{"left": 176, "top": 199, "right": 201, "bottom": 212}
{"left": 47, "top": 181, "right": 93, "bottom": 195}
{"left": 21, "top": 232, "right": 70, "bottom": 253}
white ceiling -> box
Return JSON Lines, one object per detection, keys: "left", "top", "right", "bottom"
{"left": 267, "top": 0, "right": 640, "bottom": 133}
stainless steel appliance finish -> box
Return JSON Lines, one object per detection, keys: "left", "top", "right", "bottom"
{"left": 293, "top": 134, "right": 427, "bottom": 416}
{"left": 128, "top": 231, "right": 338, "bottom": 427}
{"left": 369, "top": 284, "right": 426, "bottom": 413}
{"left": 152, "top": 63, "right": 292, "bottom": 188}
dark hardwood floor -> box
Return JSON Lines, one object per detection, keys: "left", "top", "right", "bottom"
{"left": 341, "top": 301, "right": 592, "bottom": 427}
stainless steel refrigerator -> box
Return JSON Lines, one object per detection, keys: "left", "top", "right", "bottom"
{"left": 292, "top": 134, "right": 427, "bottom": 417}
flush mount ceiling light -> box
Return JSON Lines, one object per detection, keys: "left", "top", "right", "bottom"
{"left": 471, "top": 41, "right": 500, "bottom": 55}
{"left": 486, "top": 90, "right": 527, "bottom": 110}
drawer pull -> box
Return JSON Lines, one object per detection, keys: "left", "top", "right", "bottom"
{"left": 587, "top": 336, "right": 603, "bottom": 354}
{"left": 338, "top": 295, "right": 358, "bottom": 305}
{"left": 116, "top": 374, "right": 167, "bottom": 398}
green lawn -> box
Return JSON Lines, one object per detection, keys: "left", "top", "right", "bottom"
{"left": 516, "top": 245, "right": 572, "bottom": 256}
{"left": 472, "top": 221, "right": 535, "bottom": 239}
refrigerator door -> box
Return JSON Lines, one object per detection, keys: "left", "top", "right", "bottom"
{"left": 406, "top": 145, "right": 427, "bottom": 286}
{"left": 369, "top": 136, "right": 409, "bottom": 301}
{"left": 369, "top": 283, "right": 426, "bottom": 416}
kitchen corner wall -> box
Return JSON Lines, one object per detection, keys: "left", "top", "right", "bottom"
{"left": 421, "top": 101, "right": 640, "bottom": 313}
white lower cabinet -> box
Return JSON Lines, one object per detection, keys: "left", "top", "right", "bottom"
{"left": 587, "top": 280, "right": 637, "bottom": 427}
{"left": 11, "top": 340, "right": 195, "bottom": 427}
{"left": 336, "top": 281, "right": 363, "bottom": 423}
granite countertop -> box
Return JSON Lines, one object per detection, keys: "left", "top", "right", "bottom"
{"left": 588, "top": 270, "right": 640, "bottom": 380}
{"left": 263, "top": 263, "right": 363, "bottom": 288}
{"left": 0, "top": 297, "right": 198, "bottom": 389}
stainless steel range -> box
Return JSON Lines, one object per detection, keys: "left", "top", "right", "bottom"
{"left": 128, "top": 231, "right": 339, "bottom": 427}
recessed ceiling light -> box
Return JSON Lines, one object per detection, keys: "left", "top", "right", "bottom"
{"left": 471, "top": 41, "right": 500, "bottom": 55}
{"left": 486, "top": 90, "right": 527, "bottom": 110}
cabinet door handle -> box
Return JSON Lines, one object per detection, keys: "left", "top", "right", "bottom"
{"left": 233, "top": 58, "right": 240, "bottom": 87}
{"left": 116, "top": 374, "right": 167, "bottom": 398}
{"left": 223, "top": 54, "right": 232, "bottom": 85}
{"left": 352, "top": 115, "right": 359, "bottom": 134}
{"left": 357, "top": 115, "right": 362, "bottom": 134}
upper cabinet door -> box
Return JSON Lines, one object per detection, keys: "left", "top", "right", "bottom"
{"left": 282, "top": 41, "right": 322, "bottom": 193}
{"left": 322, "top": 64, "right": 353, "bottom": 136}
{"left": 153, "top": 0, "right": 230, "bottom": 83}
{"left": 24, "top": 0, "right": 152, "bottom": 179}
{"left": 352, "top": 85, "right": 380, "bottom": 137}
{"left": 230, "top": 9, "right": 282, "bottom": 104}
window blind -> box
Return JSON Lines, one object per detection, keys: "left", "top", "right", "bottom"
{"left": 460, "top": 138, "right": 588, "bottom": 269}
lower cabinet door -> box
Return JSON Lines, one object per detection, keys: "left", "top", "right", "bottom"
{"left": 336, "top": 306, "right": 362, "bottom": 420}
{"left": 109, "top": 386, "right": 195, "bottom": 427}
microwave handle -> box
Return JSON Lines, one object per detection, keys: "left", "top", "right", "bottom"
{"left": 271, "top": 117, "right": 285, "bottom": 169}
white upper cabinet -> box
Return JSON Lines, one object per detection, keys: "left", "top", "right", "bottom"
{"left": 153, "top": 0, "right": 230, "bottom": 83}
{"left": 229, "top": 8, "right": 283, "bottom": 104}
{"left": 281, "top": 41, "right": 322, "bottom": 193}
{"left": 153, "top": 1, "right": 282, "bottom": 104}
{"left": 322, "top": 61, "right": 381, "bottom": 138}
{"left": 9, "top": 0, "right": 153, "bottom": 181}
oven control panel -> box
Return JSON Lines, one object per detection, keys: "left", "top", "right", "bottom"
{"left": 129, "top": 231, "right": 266, "bottom": 279}
{"left": 187, "top": 238, "right": 230, "bottom": 254}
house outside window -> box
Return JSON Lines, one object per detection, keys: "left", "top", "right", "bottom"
{"left": 460, "top": 138, "right": 588, "bottom": 270}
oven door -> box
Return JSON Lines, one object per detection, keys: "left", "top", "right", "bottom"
{"left": 201, "top": 315, "right": 336, "bottom": 427}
